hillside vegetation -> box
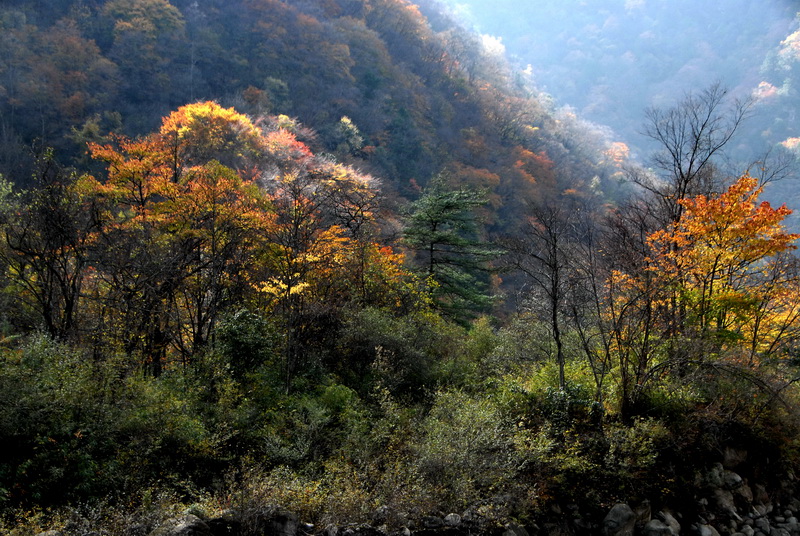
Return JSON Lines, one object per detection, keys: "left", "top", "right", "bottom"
{"left": 1, "top": 1, "right": 800, "bottom": 535}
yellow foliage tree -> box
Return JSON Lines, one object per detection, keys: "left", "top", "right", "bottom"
{"left": 159, "top": 101, "right": 263, "bottom": 173}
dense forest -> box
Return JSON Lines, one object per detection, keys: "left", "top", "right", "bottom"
{"left": 2, "top": 1, "right": 800, "bottom": 535}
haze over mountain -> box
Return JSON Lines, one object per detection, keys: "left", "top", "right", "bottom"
{"left": 439, "top": 0, "right": 800, "bottom": 165}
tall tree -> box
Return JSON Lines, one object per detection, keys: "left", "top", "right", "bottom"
{"left": 0, "top": 152, "right": 101, "bottom": 341}
{"left": 85, "top": 102, "right": 270, "bottom": 372}
{"left": 647, "top": 173, "right": 800, "bottom": 362}
{"left": 634, "top": 82, "right": 753, "bottom": 225}
{"left": 403, "top": 173, "right": 499, "bottom": 322}
{"left": 504, "top": 192, "right": 588, "bottom": 391}
{"left": 604, "top": 173, "right": 800, "bottom": 417}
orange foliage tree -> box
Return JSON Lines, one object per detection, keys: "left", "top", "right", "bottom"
{"left": 647, "top": 173, "right": 800, "bottom": 363}
{"left": 82, "top": 102, "right": 272, "bottom": 372}
{"left": 1, "top": 101, "right": 413, "bottom": 382}
{"left": 603, "top": 173, "right": 800, "bottom": 415}
{"left": 82, "top": 102, "right": 410, "bottom": 382}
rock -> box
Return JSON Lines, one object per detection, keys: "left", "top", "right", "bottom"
{"left": 206, "top": 518, "right": 240, "bottom": 536}
{"left": 149, "top": 515, "right": 212, "bottom": 536}
{"left": 737, "top": 485, "right": 755, "bottom": 504}
{"left": 373, "top": 506, "right": 391, "bottom": 525}
{"left": 741, "top": 525, "right": 755, "bottom": 536}
{"left": 658, "top": 511, "right": 681, "bottom": 535}
{"left": 503, "top": 522, "right": 529, "bottom": 536}
{"left": 754, "top": 485, "right": 771, "bottom": 506}
{"left": 602, "top": 503, "right": 636, "bottom": 536}
{"left": 444, "top": 514, "right": 462, "bottom": 527}
{"left": 206, "top": 509, "right": 241, "bottom": 536}
{"left": 716, "top": 489, "right": 743, "bottom": 521}
{"left": 704, "top": 513, "right": 717, "bottom": 523}
{"left": 185, "top": 505, "right": 208, "bottom": 519}
{"left": 250, "top": 508, "right": 298, "bottom": 536}
{"left": 708, "top": 464, "right": 726, "bottom": 488}
{"left": 641, "top": 519, "right": 675, "bottom": 536}
{"left": 755, "top": 518, "right": 771, "bottom": 534}
{"left": 35, "top": 531, "right": 63, "bottom": 536}
{"left": 422, "top": 516, "right": 443, "bottom": 530}
{"left": 723, "top": 471, "right": 744, "bottom": 490}
{"left": 342, "top": 526, "right": 382, "bottom": 536}
{"left": 697, "top": 524, "right": 722, "bottom": 536}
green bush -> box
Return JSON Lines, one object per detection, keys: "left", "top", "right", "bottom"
{"left": 0, "top": 334, "right": 227, "bottom": 512}
{"left": 0, "top": 334, "right": 121, "bottom": 507}
{"left": 434, "top": 316, "right": 498, "bottom": 389}
{"left": 335, "top": 307, "right": 462, "bottom": 399}
{"left": 251, "top": 383, "right": 370, "bottom": 469}
{"left": 414, "top": 389, "right": 522, "bottom": 509}
{"left": 215, "top": 309, "right": 281, "bottom": 381}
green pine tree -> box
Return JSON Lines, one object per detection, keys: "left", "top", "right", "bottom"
{"left": 403, "top": 174, "right": 500, "bottom": 323}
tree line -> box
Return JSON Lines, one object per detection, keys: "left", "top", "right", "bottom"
{"left": 3, "top": 85, "right": 799, "bottom": 414}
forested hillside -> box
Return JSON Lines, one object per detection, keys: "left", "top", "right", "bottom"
{"left": 0, "top": 0, "right": 625, "bottom": 211}
{"left": 2, "top": 1, "right": 800, "bottom": 535}
{"left": 441, "top": 0, "right": 800, "bottom": 218}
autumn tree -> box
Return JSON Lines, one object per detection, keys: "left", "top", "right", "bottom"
{"left": 0, "top": 154, "right": 100, "bottom": 341}
{"left": 647, "top": 173, "right": 800, "bottom": 363}
{"left": 254, "top": 124, "right": 388, "bottom": 391}
{"left": 161, "top": 162, "right": 270, "bottom": 356}
{"left": 85, "top": 102, "right": 270, "bottom": 372}
{"left": 158, "top": 101, "right": 263, "bottom": 173}
{"left": 603, "top": 173, "right": 800, "bottom": 417}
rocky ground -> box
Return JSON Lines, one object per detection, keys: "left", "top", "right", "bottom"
{"left": 23, "top": 446, "right": 800, "bottom": 536}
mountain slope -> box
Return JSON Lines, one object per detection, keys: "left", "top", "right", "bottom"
{"left": 0, "top": 0, "right": 626, "bottom": 227}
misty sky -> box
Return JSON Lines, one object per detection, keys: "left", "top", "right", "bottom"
{"left": 440, "top": 0, "right": 800, "bottom": 161}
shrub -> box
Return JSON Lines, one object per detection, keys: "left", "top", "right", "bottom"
{"left": 215, "top": 309, "right": 281, "bottom": 381}
{"left": 414, "top": 390, "right": 522, "bottom": 509}
{"left": 0, "top": 334, "right": 122, "bottom": 507}
{"left": 335, "top": 307, "right": 462, "bottom": 399}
